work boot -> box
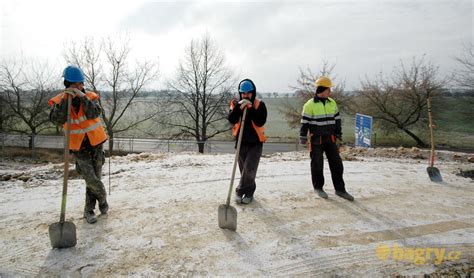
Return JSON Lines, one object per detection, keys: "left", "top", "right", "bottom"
{"left": 99, "top": 201, "right": 109, "bottom": 215}
{"left": 84, "top": 210, "right": 97, "bottom": 224}
{"left": 314, "top": 189, "right": 328, "bottom": 199}
{"left": 241, "top": 195, "right": 253, "bottom": 204}
{"left": 235, "top": 194, "right": 243, "bottom": 204}
{"left": 335, "top": 191, "right": 355, "bottom": 201}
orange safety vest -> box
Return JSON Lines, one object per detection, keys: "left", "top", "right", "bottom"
{"left": 230, "top": 98, "right": 266, "bottom": 143}
{"left": 49, "top": 91, "right": 108, "bottom": 151}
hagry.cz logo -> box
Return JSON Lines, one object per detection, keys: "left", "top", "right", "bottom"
{"left": 376, "top": 243, "right": 462, "bottom": 265}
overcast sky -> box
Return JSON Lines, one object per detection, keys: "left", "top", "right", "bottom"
{"left": 1, "top": 0, "right": 472, "bottom": 92}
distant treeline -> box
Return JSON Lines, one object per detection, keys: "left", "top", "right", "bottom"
{"left": 100, "top": 88, "right": 474, "bottom": 99}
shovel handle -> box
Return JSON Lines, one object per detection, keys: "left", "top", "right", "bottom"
{"left": 60, "top": 95, "right": 72, "bottom": 223}
{"left": 109, "top": 154, "right": 111, "bottom": 195}
{"left": 427, "top": 97, "right": 435, "bottom": 168}
{"left": 226, "top": 108, "right": 248, "bottom": 206}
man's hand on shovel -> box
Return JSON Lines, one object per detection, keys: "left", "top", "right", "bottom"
{"left": 238, "top": 99, "right": 252, "bottom": 110}
{"left": 64, "top": 88, "right": 85, "bottom": 98}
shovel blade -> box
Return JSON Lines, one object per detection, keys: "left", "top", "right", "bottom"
{"left": 49, "top": 221, "right": 77, "bottom": 249}
{"left": 218, "top": 204, "right": 237, "bottom": 231}
{"left": 427, "top": 166, "right": 443, "bottom": 182}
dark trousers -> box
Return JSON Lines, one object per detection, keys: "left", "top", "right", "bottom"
{"left": 310, "top": 141, "right": 346, "bottom": 192}
{"left": 74, "top": 145, "right": 107, "bottom": 212}
{"left": 236, "top": 143, "right": 263, "bottom": 198}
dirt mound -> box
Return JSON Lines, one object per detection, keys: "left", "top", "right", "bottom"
{"left": 457, "top": 169, "right": 474, "bottom": 180}
{"left": 340, "top": 146, "right": 474, "bottom": 163}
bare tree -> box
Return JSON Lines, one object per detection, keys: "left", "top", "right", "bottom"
{"left": 163, "top": 34, "right": 234, "bottom": 153}
{"left": 64, "top": 37, "right": 104, "bottom": 93}
{"left": 355, "top": 56, "right": 444, "bottom": 147}
{"left": 280, "top": 61, "right": 351, "bottom": 128}
{"left": 450, "top": 42, "right": 474, "bottom": 122}
{"left": 0, "top": 94, "right": 15, "bottom": 133}
{"left": 0, "top": 59, "right": 59, "bottom": 156}
{"left": 64, "top": 36, "right": 160, "bottom": 154}
{"left": 453, "top": 42, "right": 474, "bottom": 90}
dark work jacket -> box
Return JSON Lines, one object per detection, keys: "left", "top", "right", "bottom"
{"left": 228, "top": 99, "right": 267, "bottom": 145}
{"left": 300, "top": 96, "right": 342, "bottom": 144}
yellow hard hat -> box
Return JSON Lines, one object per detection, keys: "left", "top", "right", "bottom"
{"left": 314, "top": 76, "right": 332, "bottom": 88}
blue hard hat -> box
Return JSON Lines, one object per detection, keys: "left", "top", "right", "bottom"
{"left": 63, "top": 65, "right": 85, "bottom": 83}
{"left": 239, "top": 80, "right": 255, "bottom": 93}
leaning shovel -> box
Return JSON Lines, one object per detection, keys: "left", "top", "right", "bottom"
{"left": 426, "top": 96, "right": 442, "bottom": 182}
{"left": 218, "top": 107, "right": 248, "bottom": 231}
{"left": 49, "top": 95, "right": 77, "bottom": 248}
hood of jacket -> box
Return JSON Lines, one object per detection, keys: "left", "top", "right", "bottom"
{"left": 238, "top": 78, "right": 257, "bottom": 103}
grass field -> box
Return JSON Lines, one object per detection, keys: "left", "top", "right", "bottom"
{"left": 37, "top": 95, "right": 473, "bottom": 150}
{"left": 262, "top": 96, "right": 473, "bottom": 149}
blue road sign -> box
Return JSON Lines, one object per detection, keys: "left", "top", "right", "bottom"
{"left": 355, "top": 113, "right": 373, "bottom": 147}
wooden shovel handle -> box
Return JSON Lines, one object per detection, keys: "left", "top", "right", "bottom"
{"left": 427, "top": 97, "right": 436, "bottom": 168}
{"left": 60, "top": 95, "right": 72, "bottom": 223}
{"left": 226, "top": 108, "right": 248, "bottom": 206}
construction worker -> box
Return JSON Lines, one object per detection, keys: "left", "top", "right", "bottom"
{"left": 228, "top": 79, "right": 267, "bottom": 204}
{"left": 49, "top": 65, "right": 109, "bottom": 224}
{"left": 300, "top": 76, "right": 354, "bottom": 201}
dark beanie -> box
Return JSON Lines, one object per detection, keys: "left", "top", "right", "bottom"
{"left": 316, "top": 86, "right": 329, "bottom": 95}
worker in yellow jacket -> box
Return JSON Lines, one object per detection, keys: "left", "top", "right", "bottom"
{"left": 300, "top": 77, "right": 354, "bottom": 201}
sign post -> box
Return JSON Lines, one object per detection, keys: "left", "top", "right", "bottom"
{"left": 355, "top": 113, "right": 373, "bottom": 147}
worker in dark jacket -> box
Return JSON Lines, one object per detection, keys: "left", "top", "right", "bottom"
{"left": 300, "top": 76, "right": 354, "bottom": 201}
{"left": 49, "top": 65, "right": 109, "bottom": 224}
{"left": 228, "top": 79, "right": 267, "bottom": 204}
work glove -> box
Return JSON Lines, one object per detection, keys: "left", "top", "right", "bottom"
{"left": 335, "top": 135, "right": 343, "bottom": 144}
{"left": 230, "top": 99, "right": 241, "bottom": 113}
{"left": 238, "top": 99, "right": 252, "bottom": 110}
{"left": 299, "top": 136, "right": 307, "bottom": 145}
{"left": 335, "top": 136, "right": 344, "bottom": 152}
{"left": 64, "top": 88, "right": 85, "bottom": 98}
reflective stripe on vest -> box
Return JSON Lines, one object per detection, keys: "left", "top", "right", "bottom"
{"left": 300, "top": 97, "right": 340, "bottom": 127}
{"left": 71, "top": 115, "right": 88, "bottom": 124}
{"left": 230, "top": 98, "right": 266, "bottom": 143}
{"left": 49, "top": 91, "right": 108, "bottom": 151}
{"left": 69, "top": 121, "right": 103, "bottom": 134}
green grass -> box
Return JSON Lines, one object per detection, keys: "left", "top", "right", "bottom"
{"left": 263, "top": 98, "right": 299, "bottom": 140}
{"left": 431, "top": 96, "right": 474, "bottom": 133}
{"left": 263, "top": 96, "right": 474, "bottom": 149}
{"left": 37, "top": 95, "right": 473, "bottom": 150}
{"left": 110, "top": 96, "right": 474, "bottom": 149}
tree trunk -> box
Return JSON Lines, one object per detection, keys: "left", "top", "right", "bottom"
{"left": 108, "top": 132, "right": 114, "bottom": 155}
{"left": 30, "top": 132, "right": 36, "bottom": 159}
{"left": 0, "top": 103, "right": 3, "bottom": 133}
{"left": 197, "top": 141, "right": 205, "bottom": 153}
{"left": 401, "top": 128, "right": 427, "bottom": 147}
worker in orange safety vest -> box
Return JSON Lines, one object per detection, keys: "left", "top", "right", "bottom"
{"left": 49, "top": 65, "right": 109, "bottom": 224}
{"left": 228, "top": 79, "right": 267, "bottom": 205}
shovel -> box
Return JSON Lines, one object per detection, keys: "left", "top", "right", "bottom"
{"left": 49, "top": 95, "right": 77, "bottom": 248}
{"left": 218, "top": 107, "right": 248, "bottom": 231}
{"left": 426, "top": 96, "right": 442, "bottom": 182}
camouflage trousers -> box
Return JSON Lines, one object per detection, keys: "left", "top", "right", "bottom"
{"left": 74, "top": 145, "right": 107, "bottom": 213}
